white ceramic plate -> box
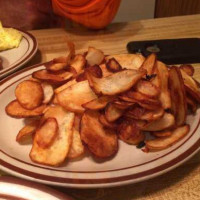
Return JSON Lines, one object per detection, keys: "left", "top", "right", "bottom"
{"left": 0, "top": 176, "right": 73, "bottom": 200}
{"left": 0, "top": 29, "right": 37, "bottom": 80}
{"left": 0, "top": 63, "right": 200, "bottom": 189}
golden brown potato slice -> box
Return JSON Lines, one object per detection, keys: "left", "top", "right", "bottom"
{"left": 186, "top": 95, "right": 197, "bottom": 113}
{"left": 16, "top": 119, "right": 39, "bottom": 143}
{"left": 82, "top": 96, "right": 115, "bottom": 110}
{"left": 54, "top": 79, "right": 77, "bottom": 94}
{"left": 169, "top": 66, "right": 187, "bottom": 126}
{"left": 105, "top": 54, "right": 145, "bottom": 70}
{"left": 106, "top": 58, "right": 122, "bottom": 72}
{"left": 70, "top": 54, "right": 86, "bottom": 74}
{"left": 181, "top": 69, "right": 200, "bottom": 103}
{"left": 99, "top": 114, "right": 117, "bottom": 129}
{"left": 118, "top": 120, "right": 145, "bottom": 145}
{"left": 41, "top": 82, "right": 54, "bottom": 104}
{"left": 99, "top": 64, "right": 113, "bottom": 77}
{"left": 85, "top": 47, "right": 104, "bottom": 66}
{"left": 15, "top": 80, "right": 44, "bottom": 110}
{"left": 105, "top": 103, "right": 124, "bottom": 122}
{"left": 180, "top": 64, "right": 194, "bottom": 76}
{"left": 56, "top": 80, "right": 97, "bottom": 113}
{"left": 140, "top": 53, "right": 156, "bottom": 75}
{"left": 142, "top": 113, "right": 175, "bottom": 131}
{"left": 68, "top": 115, "right": 85, "bottom": 158}
{"left": 30, "top": 105, "right": 75, "bottom": 166}
{"left": 6, "top": 100, "right": 46, "bottom": 118}
{"left": 156, "top": 61, "right": 171, "bottom": 109}
{"left": 87, "top": 69, "right": 146, "bottom": 96}
{"left": 112, "top": 100, "right": 134, "bottom": 109}
{"left": 80, "top": 110, "right": 118, "bottom": 158}
{"left": 135, "top": 80, "right": 160, "bottom": 98}
{"left": 145, "top": 125, "right": 190, "bottom": 151}
{"left": 45, "top": 61, "right": 68, "bottom": 72}
{"left": 34, "top": 118, "right": 58, "bottom": 149}
{"left": 153, "top": 130, "right": 172, "bottom": 138}
{"left": 32, "top": 69, "right": 73, "bottom": 85}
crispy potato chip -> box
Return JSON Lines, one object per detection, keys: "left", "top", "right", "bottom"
{"left": 15, "top": 80, "right": 44, "bottom": 110}
{"left": 45, "top": 61, "right": 68, "bottom": 72}
{"left": 112, "top": 100, "right": 134, "bottom": 109}
{"left": 169, "top": 66, "right": 187, "bottom": 126}
{"left": 85, "top": 47, "right": 104, "bottom": 66}
{"left": 153, "top": 130, "right": 172, "bottom": 138}
{"left": 105, "top": 54, "right": 145, "bottom": 70}
{"left": 35, "top": 118, "right": 58, "bottom": 149}
{"left": 135, "top": 80, "right": 160, "bottom": 98}
{"left": 6, "top": 100, "right": 46, "bottom": 118}
{"left": 57, "top": 80, "right": 97, "bottom": 113}
{"left": 76, "top": 71, "right": 87, "bottom": 82}
{"left": 181, "top": 69, "right": 200, "bottom": 103}
{"left": 142, "top": 113, "right": 175, "bottom": 131}
{"left": 156, "top": 61, "right": 171, "bottom": 109}
{"left": 145, "top": 125, "right": 190, "bottom": 150}
{"left": 186, "top": 95, "right": 197, "bottom": 113}
{"left": 80, "top": 110, "right": 118, "bottom": 158}
{"left": 106, "top": 58, "right": 122, "bottom": 72}
{"left": 118, "top": 120, "right": 145, "bottom": 145}
{"left": 41, "top": 82, "right": 54, "bottom": 104}
{"left": 86, "top": 65, "right": 102, "bottom": 78}
{"left": 99, "top": 114, "right": 117, "bottom": 129}
{"left": 140, "top": 53, "right": 156, "bottom": 75}
{"left": 99, "top": 64, "right": 113, "bottom": 77}
{"left": 105, "top": 103, "right": 124, "bottom": 122}
{"left": 16, "top": 119, "right": 39, "bottom": 143}
{"left": 68, "top": 115, "right": 85, "bottom": 158}
{"left": 82, "top": 96, "right": 115, "bottom": 110}
{"left": 87, "top": 69, "right": 146, "bottom": 96}
{"left": 54, "top": 79, "right": 77, "bottom": 94}
{"left": 70, "top": 54, "right": 86, "bottom": 74}
{"left": 30, "top": 105, "right": 75, "bottom": 166}
{"left": 180, "top": 64, "right": 194, "bottom": 76}
{"left": 32, "top": 69, "right": 73, "bottom": 85}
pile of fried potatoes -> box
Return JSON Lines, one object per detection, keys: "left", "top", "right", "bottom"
{"left": 5, "top": 41, "right": 200, "bottom": 166}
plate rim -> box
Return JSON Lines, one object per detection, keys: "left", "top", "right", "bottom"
{"left": 0, "top": 63, "right": 200, "bottom": 188}
{"left": 0, "top": 28, "right": 38, "bottom": 78}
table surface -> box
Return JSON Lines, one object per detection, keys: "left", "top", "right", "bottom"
{"left": 1, "top": 14, "right": 200, "bottom": 200}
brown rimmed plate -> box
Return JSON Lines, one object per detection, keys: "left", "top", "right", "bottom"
{"left": 0, "top": 29, "right": 37, "bottom": 80}
{"left": 0, "top": 176, "right": 74, "bottom": 200}
{"left": 0, "top": 63, "right": 200, "bottom": 189}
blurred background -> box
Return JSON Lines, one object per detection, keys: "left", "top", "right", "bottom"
{"left": 114, "top": 0, "right": 200, "bottom": 22}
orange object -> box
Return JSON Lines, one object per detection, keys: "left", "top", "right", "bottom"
{"left": 52, "top": 0, "right": 121, "bottom": 29}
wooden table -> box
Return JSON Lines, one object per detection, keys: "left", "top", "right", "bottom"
{"left": 1, "top": 14, "right": 200, "bottom": 200}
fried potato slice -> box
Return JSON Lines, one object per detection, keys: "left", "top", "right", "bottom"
{"left": 145, "top": 125, "right": 190, "bottom": 150}
{"left": 35, "top": 118, "right": 58, "bottom": 149}
{"left": 85, "top": 47, "right": 104, "bottom": 66}
{"left": 118, "top": 120, "right": 145, "bottom": 145}
{"left": 142, "top": 113, "right": 175, "bottom": 131}
{"left": 99, "top": 114, "right": 117, "bottom": 129}
{"left": 16, "top": 119, "right": 39, "bottom": 143}
{"left": 41, "top": 82, "right": 54, "bottom": 104}
{"left": 106, "top": 58, "right": 122, "bottom": 72}
{"left": 70, "top": 54, "right": 86, "bottom": 74}
{"left": 54, "top": 79, "right": 77, "bottom": 94}
{"left": 82, "top": 96, "right": 115, "bottom": 110}
{"left": 153, "top": 130, "right": 172, "bottom": 138}
{"left": 112, "top": 100, "right": 134, "bottom": 109}
{"left": 32, "top": 69, "right": 73, "bottom": 85}
{"left": 186, "top": 95, "right": 197, "bottom": 113}
{"left": 45, "top": 61, "right": 68, "bottom": 72}
{"left": 81, "top": 110, "right": 118, "bottom": 158}
{"left": 135, "top": 79, "right": 160, "bottom": 98}
{"left": 169, "top": 66, "right": 187, "bottom": 126}
{"left": 126, "top": 106, "right": 164, "bottom": 121}
{"left": 68, "top": 115, "right": 85, "bottom": 158}
{"left": 105, "top": 103, "right": 124, "bottom": 122}
{"left": 6, "top": 100, "right": 46, "bottom": 118}
{"left": 180, "top": 64, "right": 194, "bottom": 76}
{"left": 140, "top": 53, "right": 156, "bottom": 75}
{"left": 15, "top": 80, "right": 44, "bottom": 110}
{"left": 57, "top": 80, "right": 97, "bottom": 113}
{"left": 30, "top": 105, "right": 75, "bottom": 166}
{"left": 87, "top": 69, "right": 146, "bottom": 96}
{"left": 181, "top": 69, "right": 200, "bottom": 103}
{"left": 156, "top": 61, "right": 171, "bottom": 109}
{"left": 99, "top": 64, "right": 113, "bottom": 77}
{"left": 105, "top": 54, "right": 145, "bottom": 70}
